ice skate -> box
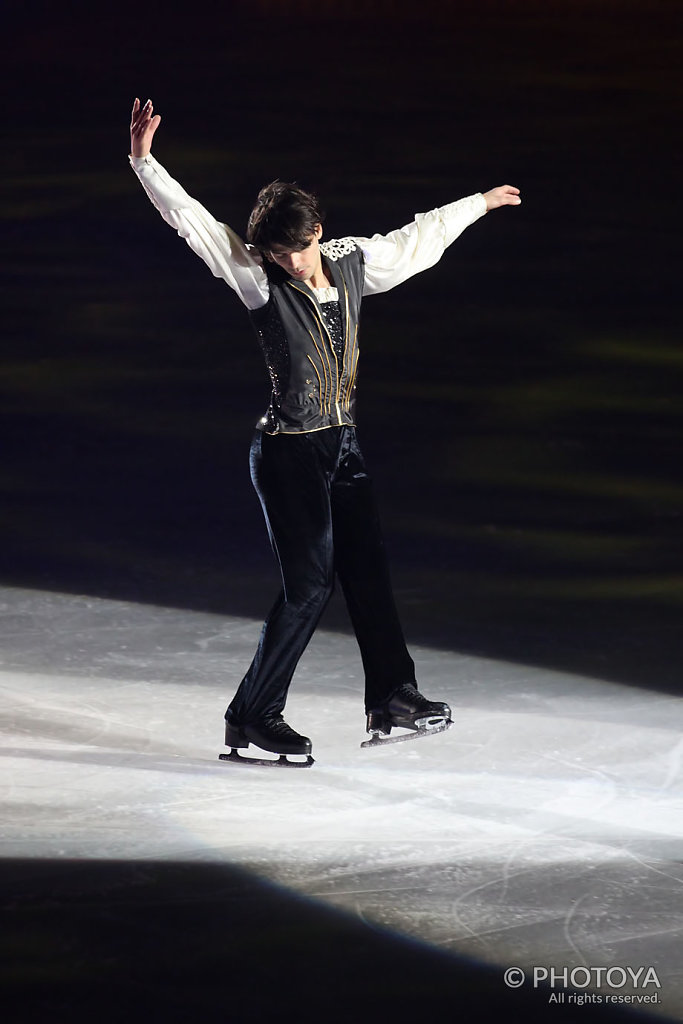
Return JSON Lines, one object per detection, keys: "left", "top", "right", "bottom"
{"left": 362, "top": 683, "right": 452, "bottom": 748}
{"left": 219, "top": 715, "right": 314, "bottom": 767}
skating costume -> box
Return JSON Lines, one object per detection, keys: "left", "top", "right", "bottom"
{"left": 129, "top": 153, "right": 487, "bottom": 741}
{"left": 248, "top": 242, "right": 364, "bottom": 435}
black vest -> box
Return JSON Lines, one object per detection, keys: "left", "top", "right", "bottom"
{"left": 249, "top": 240, "right": 365, "bottom": 434}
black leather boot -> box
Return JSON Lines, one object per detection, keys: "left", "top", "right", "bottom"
{"left": 225, "top": 715, "right": 312, "bottom": 756}
{"left": 366, "top": 683, "right": 451, "bottom": 736}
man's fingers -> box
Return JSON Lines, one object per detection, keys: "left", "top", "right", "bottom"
{"left": 498, "top": 185, "right": 521, "bottom": 204}
{"left": 482, "top": 183, "right": 521, "bottom": 211}
{"left": 130, "top": 98, "right": 152, "bottom": 131}
{"left": 129, "top": 97, "right": 160, "bottom": 159}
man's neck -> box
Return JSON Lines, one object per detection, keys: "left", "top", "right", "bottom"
{"left": 307, "top": 260, "right": 331, "bottom": 290}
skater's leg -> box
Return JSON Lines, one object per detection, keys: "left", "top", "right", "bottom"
{"left": 331, "top": 430, "right": 416, "bottom": 711}
{"left": 227, "top": 430, "right": 336, "bottom": 726}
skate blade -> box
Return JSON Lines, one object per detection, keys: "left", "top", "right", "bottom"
{"left": 361, "top": 718, "right": 452, "bottom": 749}
{"left": 219, "top": 748, "right": 314, "bottom": 768}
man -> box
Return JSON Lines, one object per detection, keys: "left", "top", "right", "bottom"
{"left": 129, "top": 97, "right": 521, "bottom": 765}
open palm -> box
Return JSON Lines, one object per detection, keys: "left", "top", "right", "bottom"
{"left": 130, "top": 97, "right": 161, "bottom": 158}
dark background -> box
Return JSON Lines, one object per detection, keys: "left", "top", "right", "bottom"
{"left": 3, "top": 0, "right": 682, "bottom": 693}
{"left": 1, "top": 0, "right": 681, "bottom": 1020}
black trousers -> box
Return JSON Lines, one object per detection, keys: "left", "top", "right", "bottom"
{"left": 226, "top": 426, "right": 416, "bottom": 725}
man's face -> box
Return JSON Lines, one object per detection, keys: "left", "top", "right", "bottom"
{"left": 268, "top": 223, "right": 323, "bottom": 282}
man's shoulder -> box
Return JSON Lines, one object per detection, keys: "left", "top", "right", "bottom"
{"left": 320, "top": 237, "right": 360, "bottom": 262}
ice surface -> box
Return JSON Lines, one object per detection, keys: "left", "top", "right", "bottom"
{"left": 1, "top": 585, "right": 682, "bottom": 1018}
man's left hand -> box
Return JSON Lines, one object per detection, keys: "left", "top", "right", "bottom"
{"left": 483, "top": 185, "right": 521, "bottom": 211}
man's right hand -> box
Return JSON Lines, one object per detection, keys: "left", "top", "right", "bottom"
{"left": 130, "top": 97, "right": 161, "bottom": 158}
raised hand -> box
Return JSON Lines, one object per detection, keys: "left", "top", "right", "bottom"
{"left": 130, "top": 97, "right": 161, "bottom": 158}
{"left": 482, "top": 185, "right": 521, "bottom": 212}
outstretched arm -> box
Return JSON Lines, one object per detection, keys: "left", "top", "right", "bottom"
{"left": 128, "top": 98, "right": 268, "bottom": 309}
{"left": 359, "top": 184, "right": 521, "bottom": 296}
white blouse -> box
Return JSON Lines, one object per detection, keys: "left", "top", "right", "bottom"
{"left": 129, "top": 153, "right": 487, "bottom": 310}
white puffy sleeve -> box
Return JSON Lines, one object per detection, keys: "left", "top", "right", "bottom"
{"left": 129, "top": 153, "right": 269, "bottom": 310}
{"left": 355, "top": 193, "right": 488, "bottom": 295}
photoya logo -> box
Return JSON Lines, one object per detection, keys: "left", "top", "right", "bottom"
{"left": 535, "top": 966, "right": 661, "bottom": 990}
{"left": 504, "top": 965, "right": 661, "bottom": 990}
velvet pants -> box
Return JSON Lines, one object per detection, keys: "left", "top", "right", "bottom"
{"left": 226, "top": 426, "right": 416, "bottom": 725}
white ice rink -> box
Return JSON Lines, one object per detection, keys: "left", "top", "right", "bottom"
{"left": 1, "top": 585, "right": 682, "bottom": 1018}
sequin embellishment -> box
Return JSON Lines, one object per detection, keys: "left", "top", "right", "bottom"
{"left": 319, "top": 301, "right": 345, "bottom": 361}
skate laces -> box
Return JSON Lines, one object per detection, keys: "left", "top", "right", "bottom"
{"left": 266, "top": 716, "right": 304, "bottom": 740}
{"left": 392, "top": 685, "right": 440, "bottom": 711}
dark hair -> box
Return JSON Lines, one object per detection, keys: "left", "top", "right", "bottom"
{"left": 246, "top": 180, "right": 324, "bottom": 253}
